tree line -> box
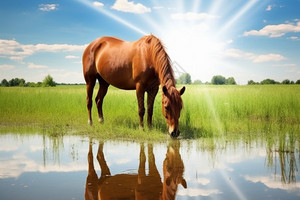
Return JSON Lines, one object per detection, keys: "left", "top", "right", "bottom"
{"left": 2, "top": 73, "right": 299, "bottom": 86}
{"left": 176, "top": 73, "right": 300, "bottom": 85}
{"left": 0, "top": 75, "right": 56, "bottom": 87}
{"left": 248, "top": 79, "right": 300, "bottom": 85}
{"left": 176, "top": 74, "right": 237, "bottom": 85}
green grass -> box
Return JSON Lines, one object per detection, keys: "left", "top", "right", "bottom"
{"left": 0, "top": 85, "right": 300, "bottom": 142}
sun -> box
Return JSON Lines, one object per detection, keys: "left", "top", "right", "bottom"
{"left": 158, "top": 22, "right": 228, "bottom": 82}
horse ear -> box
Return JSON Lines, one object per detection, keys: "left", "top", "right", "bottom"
{"left": 179, "top": 86, "right": 185, "bottom": 95}
{"left": 181, "top": 178, "right": 187, "bottom": 188}
{"left": 146, "top": 35, "right": 152, "bottom": 44}
{"left": 163, "top": 85, "right": 168, "bottom": 95}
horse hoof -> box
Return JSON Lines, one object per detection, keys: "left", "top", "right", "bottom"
{"left": 99, "top": 117, "right": 104, "bottom": 123}
{"left": 139, "top": 125, "right": 144, "bottom": 130}
{"left": 88, "top": 120, "right": 93, "bottom": 126}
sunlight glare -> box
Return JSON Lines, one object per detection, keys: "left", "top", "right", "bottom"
{"left": 159, "top": 22, "right": 228, "bottom": 82}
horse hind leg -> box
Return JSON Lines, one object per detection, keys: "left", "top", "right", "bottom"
{"left": 86, "top": 77, "right": 96, "bottom": 126}
{"left": 95, "top": 76, "right": 109, "bottom": 123}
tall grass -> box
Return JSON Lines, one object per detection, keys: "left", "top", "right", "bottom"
{"left": 0, "top": 85, "right": 299, "bottom": 140}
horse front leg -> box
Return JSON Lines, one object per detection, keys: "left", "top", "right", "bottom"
{"left": 136, "top": 83, "right": 145, "bottom": 128}
{"left": 147, "top": 86, "right": 159, "bottom": 128}
{"left": 138, "top": 143, "right": 146, "bottom": 184}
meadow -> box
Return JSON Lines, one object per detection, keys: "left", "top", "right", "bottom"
{"left": 0, "top": 85, "right": 300, "bottom": 142}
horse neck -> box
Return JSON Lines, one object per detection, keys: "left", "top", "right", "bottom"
{"left": 158, "top": 64, "right": 176, "bottom": 89}
{"left": 147, "top": 35, "right": 176, "bottom": 89}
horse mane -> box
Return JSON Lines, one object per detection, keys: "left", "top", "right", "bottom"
{"left": 143, "top": 35, "right": 175, "bottom": 88}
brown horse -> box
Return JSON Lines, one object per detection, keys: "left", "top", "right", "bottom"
{"left": 82, "top": 35, "right": 185, "bottom": 137}
{"left": 85, "top": 140, "right": 186, "bottom": 200}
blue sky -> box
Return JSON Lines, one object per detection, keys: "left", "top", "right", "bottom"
{"left": 0, "top": 0, "right": 300, "bottom": 84}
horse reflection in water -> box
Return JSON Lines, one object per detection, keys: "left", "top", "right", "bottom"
{"left": 85, "top": 141, "right": 186, "bottom": 200}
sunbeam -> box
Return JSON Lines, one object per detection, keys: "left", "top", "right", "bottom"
{"left": 192, "top": 0, "right": 202, "bottom": 13}
{"left": 202, "top": 87, "right": 223, "bottom": 135}
{"left": 217, "top": 0, "right": 259, "bottom": 35}
{"left": 77, "top": 0, "right": 148, "bottom": 36}
{"left": 219, "top": 169, "right": 248, "bottom": 200}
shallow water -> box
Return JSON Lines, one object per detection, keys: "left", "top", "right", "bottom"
{"left": 0, "top": 133, "right": 299, "bottom": 200}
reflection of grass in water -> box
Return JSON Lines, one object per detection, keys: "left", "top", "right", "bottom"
{"left": 0, "top": 85, "right": 300, "bottom": 141}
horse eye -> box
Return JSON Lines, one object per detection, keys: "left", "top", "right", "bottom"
{"left": 165, "top": 106, "right": 170, "bottom": 111}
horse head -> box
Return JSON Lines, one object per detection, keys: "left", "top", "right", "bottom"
{"left": 162, "top": 141, "right": 187, "bottom": 200}
{"left": 162, "top": 85, "right": 185, "bottom": 138}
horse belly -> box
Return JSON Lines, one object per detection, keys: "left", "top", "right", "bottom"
{"left": 98, "top": 174, "right": 137, "bottom": 199}
{"left": 96, "top": 47, "right": 136, "bottom": 90}
{"left": 99, "top": 64, "right": 136, "bottom": 90}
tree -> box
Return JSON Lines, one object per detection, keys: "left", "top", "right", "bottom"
{"left": 260, "top": 79, "right": 277, "bottom": 85}
{"left": 282, "top": 79, "right": 290, "bottom": 84}
{"left": 8, "top": 78, "right": 24, "bottom": 86}
{"left": 19, "top": 78, "right": 25, "bottom": 86}
{"left": 1, "top": 79, "right": 9, "bottom": 87}
{"left": 248, "top": 80, "right": 257, "bottom": 85}
{"left": 226, "top": 77, "right": 236, "bottom": 85}
{"left": 211, "top": 75, "right": 226, "bottom": 85}
{"left": 296, "top": 80, "right": 300, "bottom": 84}
{"left": 177, "top": 73, "right": 191, "bottom": 84}
{"left": 193, "top": 80, "right": 202, "bottom": 85}
{"left": 42, "top": 75, "right": 56, "bottom": 87}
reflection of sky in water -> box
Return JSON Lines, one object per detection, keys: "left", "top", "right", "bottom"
{"left": 0, "top": 134, "right": 299, "bottom": 200}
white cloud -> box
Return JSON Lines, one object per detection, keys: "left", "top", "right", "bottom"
{"left": 224, "top": 48, "right": 286, "bottom": 63}
{"left": 253, "top": 54, "right": 286, "bottom": 63}
{"left": 0, "top": 64, "right": 15, "bottom": 70}
{"left": 171, "top": 12, "right": 218, "bottom": 20}
{"left": 272, "top": 63, "right": 297, "bottom": 67}
{"left": 244, "top": 175, "right": 300, "bottom": 191}
{"left": 287, "top": 36, "right": 299, "bottom": 40}
{"left": 111, "top": 0, "right": 151, "bottom": 13}
{"left": 0, "top": 39, "right": 86, "bottom": 61}
{"left": 39, "top": 4, "right": 59, "bottom": 12}
{"left": 93, "top": 1, "right": 104, "bottom": 7}
{"left": 266, "top": 5, "right": 272, "bottom": 11}
{"left": 244, "top": 22, "right": 300, "bottom": 38}
{"left": 178, "top": 188, "right": 222, "bottom": 197}
{"left": 65, "top": 55, "right": 79, "bottom": 59}
{"left": 153, "top": 6, "right": 163, "bottom": 10}
{"left": 115, "top": 158, "right": 131, "bottom": 164}
{"left": 196, "top": 178, "right": 210, "bottom": 185}
{"left": 28, "top": 63, "right": 48, "bottom": 69}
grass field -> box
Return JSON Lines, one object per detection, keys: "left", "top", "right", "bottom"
{"left": 0, "top": 85, "right": 300, "bottom": 142}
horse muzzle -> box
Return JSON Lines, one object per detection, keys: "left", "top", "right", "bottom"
{"left": 169, "top": 126, "right": 180, "bottom": 138}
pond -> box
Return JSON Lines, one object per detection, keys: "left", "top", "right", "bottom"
{"left": 0, "top": 133, "right": 299, "bottom": 200}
